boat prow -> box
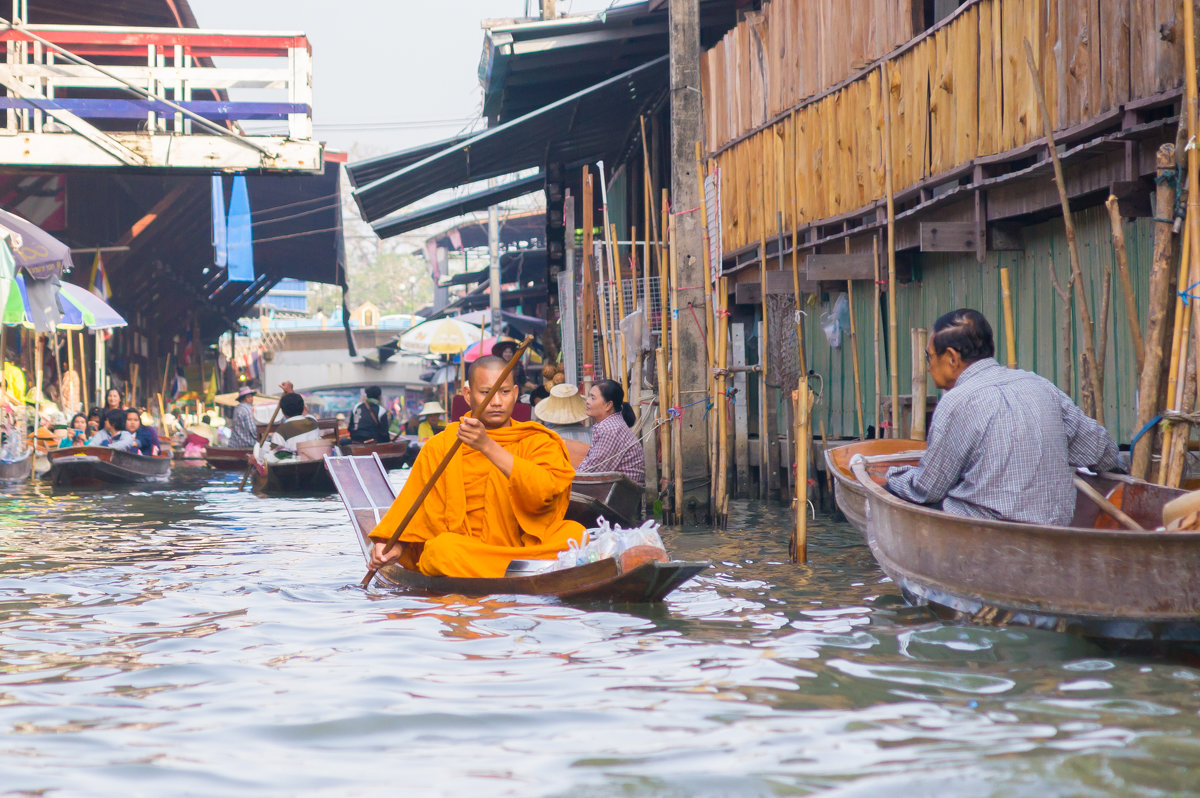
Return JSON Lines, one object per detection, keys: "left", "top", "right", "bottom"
{"left": 849, "top": 459, "right": 1200, "bottom": 641}
{"left": 325, "top": 453, "right": 707, "bottom": 603}
{"left": 825, "top": 439, "right": 924, "bottom": 531}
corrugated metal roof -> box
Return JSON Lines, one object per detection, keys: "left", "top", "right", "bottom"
{"left": 373, "top": 172, "right": 542, "bottom": 239}
{"left": 346, "top": 134, "right": 474, "bottom": 189}
{"left": 352, "top": 56, "right": 667, "bottom": 224}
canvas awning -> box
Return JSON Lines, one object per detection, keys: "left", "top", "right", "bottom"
{"left": 371, "top": 172, "right": 542, "bottom": 239}
{"left": 350, "top": 56, "right": 667, "bottom": 224}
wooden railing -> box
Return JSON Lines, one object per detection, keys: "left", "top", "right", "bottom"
{"left": 705, "top": 0, "right": 1186, "bottom": 254}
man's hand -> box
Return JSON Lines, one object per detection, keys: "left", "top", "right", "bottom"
{"left": 369, "top": 540, "right": 402, "bottom": 570}
{"left": 457, "top": 415, "right": 494, "bottom": 453}
{"left": 279, "top": 381, "right": 294, "bottom": 394}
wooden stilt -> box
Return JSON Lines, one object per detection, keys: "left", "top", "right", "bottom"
{"left": 1132, "top": 145, "right": 1179, "bottom": 479}
{"left": 872, "top": 235, "right": 882, "bottom": 437}
{"left": 668, "top": 208, "right": 684, "bottom": 523}
{"left": 1160, "top": 223, "right": 1192, "bottom": 485}
{"left": 757, "top": 140, "right": 771, "bottom": 495}
{"left": 910, "top": 328, "right": 928, "bottom": 441}
{"left": 792, "top": 380, "right": 813, "bottom": 564}
{"left": 696, "top": 144, "right": 718, "bottom": 514}
{"left": 1106, "top": 195, "right": 1145, "bottom": 373}
{"left": 656, "top": 345, "right": 672, "bottom": 519}
{"left": 581, "top": 167, "right": 596, "bottom": 386}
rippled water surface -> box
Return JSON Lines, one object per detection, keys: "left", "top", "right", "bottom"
{"left": 1, "top": 468, "right": 1199, "bottom": 796}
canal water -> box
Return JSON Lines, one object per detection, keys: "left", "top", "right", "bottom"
{"left": 1, "top": 468, "right": 1197, "bottom": 796}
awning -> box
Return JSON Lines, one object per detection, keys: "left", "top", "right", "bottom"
{"left": 372, "top": 171, "right": 542, "bottom": 239}
{"left": 352, "top": 56, "right": 667, "bottom": 224}
{"left": 346, "top": 133, "right": 473, "bottom": 189}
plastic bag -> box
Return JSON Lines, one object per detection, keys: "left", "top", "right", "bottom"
{"left": 553, "top": 518, "right": 665, "bottom": 570}
{"left": 820, "top": 292, "right": 850, "bottom": 349}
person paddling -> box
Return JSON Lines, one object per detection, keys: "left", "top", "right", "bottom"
{"left": 367, "top": 355, "right": 585, "bottom": 579}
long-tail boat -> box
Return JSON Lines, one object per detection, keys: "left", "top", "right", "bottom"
{"left": 326, "top": 454, "right": 707, "bottom": 601}
{"left": 47, "top": 445, "right": 172, "bottom": 487}
{"left": 203, "top": 445, "right": 252, "bottom": 470}
{"left": 841, "top": 439, "right": 1199, "bottom": 641}
{"left": 0, "top": 450, "right": 32, "bottom": 483}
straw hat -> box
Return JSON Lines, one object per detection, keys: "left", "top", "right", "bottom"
{"left": 236, "top": 386, "right": 255, "bottom": 400}
{"left": 534, "top": 383, "right": 587, "bottom": 425}
{"left": 491, "top": 336, "right": 520, "bottom": 357}
{"left": 418, "top": 401, "right": 446, "bottom": 417}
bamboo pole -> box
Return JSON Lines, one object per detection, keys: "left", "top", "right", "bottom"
{"left": 882, "top": 64, "right": 900, "bottom": 438}
{"left": 1160, "top": 223, "right": 1193, "bottom": 484}
{"left": 715, "top": 276, "right": 730, "bottom": 527}
{"left": 610, "top": 222, "right": 629, "bottom": 397}
{"left": 696, "top": 144, "right": 718, "bottom": 512}
{"left": 757, "top": 138, "right": 771, "bottom": 495}
{"left": 846, "top": 254, "right": 865, "bottom": 439}
{"left": 790, "top": 110, "right": 807, "bottom": 379}
{"left": 581, "top": 167, "right": 596, "bottom": 385}
{"left": 999, "top": 263, "right": 1018, "bottom": 368}
{"left": 656, "top": 345, "right": 672, "bottom": 518}
{"left": 1166, "top": 346, "right": 1197, "bottom": 488}
{"left": 1106, "top": 195, "right": 1145, "bottom": 373}
{"left": 32, "top": 334, "right": 41, "bottom": 478}
{"left": 910, "top": 328, "right": 928, "bottom": 441}
{"left": 792, "top": 380, "right": 813, "bottom": 564}
{"left": 1132, "top": 145, "right": 1180, "bottom": 479}
{"left": 659, "top": 188, "right": 673, "bottom": 515}
{"left": 598, "top": 162, "right": 623, "bottom": 383}
{"left": 78, "top": 332, "right": 88, "bottom": 415}
{"left": 1185, "top": 0, "right": 1200, "bottom": 448}
{"left": 668, "top": 211, "right": 684, "bottom": 523}
{"left": 1025, "top": 39, "right": 1104, "bottom": 424}
{"left": 872, "top": 235, "right": 882, "bottom": 437}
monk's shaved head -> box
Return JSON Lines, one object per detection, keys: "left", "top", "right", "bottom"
{"left": 468, "top": 355, "right": 513, "bottom": 388}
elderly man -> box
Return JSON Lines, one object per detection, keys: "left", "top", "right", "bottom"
{"left": 885, "top": 308, "right": 1121, "bottom": 526}
{"left": 367, "top": 355, "right": 585, "bottom": 578}
{"left": 228, "top": 386, "right": 259, "bottom": 449}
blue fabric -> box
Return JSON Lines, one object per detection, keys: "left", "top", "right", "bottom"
{"left": 211, "top": 174, "right": 227, "bottom": 268}
{"left": 226, "top": 175, "right": 254, "bottom": 282}
{"left": 134, "top": 426, "right": 159, "bottom": 456}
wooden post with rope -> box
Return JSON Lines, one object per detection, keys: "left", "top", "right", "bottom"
{"left": 361, "top": 336, "right": 535, "bottom": 588}
{"left": 581, "top": 166, "right": 596, "bottom": 387}
{"left": 695, "top": 143, "right": 718, "bottom": 512}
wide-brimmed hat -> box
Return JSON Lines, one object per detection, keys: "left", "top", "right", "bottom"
{"left": 534, "top": 383, "right": 587, "bottom": 425}
{"left": 490, "top": 336, "right": 520, "bottom": 357}
{"left": 418, "top": 401, "right": 446, "bottom": 417}
{"left": 236, "top": 386, "right": 255, "bottom": 400}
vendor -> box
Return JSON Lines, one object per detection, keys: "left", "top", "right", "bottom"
{"left": 577, "top": 379, "right": 644, "bottom": 487}
{"left": 416, "top": 401, "right": 447, "bottom": 441}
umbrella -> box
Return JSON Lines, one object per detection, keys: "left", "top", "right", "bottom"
{"left": 398, "top": 317, "right": 480, "bottom": 355}
{"left": 419, "top": 364, "right": 459, "bottom": 386}
{"left": 58, "top": 283, "right": 126, "bottom": 330}
{"left": 2, "top": 273, "right": 62, "bottom": 331}
{"left": 462, "top": 336, "right": 520, "bottom": 363}
{"left": 2, "top": 275, "right": 127, "bottom": 331}
{"left": 0, "top": 208, "right": 74, "bottom": 279}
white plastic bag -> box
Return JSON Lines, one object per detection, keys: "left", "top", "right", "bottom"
{"left": 820, "top": 292, "right": 850, "bottom": 349}
{"left": 553, "top": 518, "right": 665, "bottom": 570}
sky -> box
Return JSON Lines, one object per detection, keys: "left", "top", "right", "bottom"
{"left": 188, "top": 0, "right": 638, "bottom": 159}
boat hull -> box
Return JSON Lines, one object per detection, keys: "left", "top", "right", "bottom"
{"left": 0, "top": 450, "right": 31, "bottom": 483}
{"left": 204, "top": 446, "right": 251, "bottom": 470}
{"left": 337, "top": 439, "right": 410, "bottom": 470}
{"left": 567, "top": 472, "right": 643, "bottom": 528}
{"left": 825, "top": 439, "right": 924, "bottom": 532}
{"left": 253, "top": 457, "right": 335, "bottom": 494}
{"left": 327, "top": 453, "right": 706, "bottom": 602}
{"left": 852, "top": 461, "right": 1200, "bottom": 641}
{"left": 47, "top": 446, "right": 172, "bottom": 487}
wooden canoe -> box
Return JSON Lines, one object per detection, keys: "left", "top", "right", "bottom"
{"left": 326, "top": 453, "right": 707, "bottom": 601}
{"left": 0, "top": 449, "right": 31, "bottom": 483}
{"left": 337, "top": 439, "right": 411, "bottom": 470}
{"left": 251, "top": 455, "right": 335, "bottom": 494}
{"left": 849, "top": 457, "right": 1200, "bottom": 641}
{"left": 47, "top": 445, "right": 172, "bottom": 487}
{"left": 204, "top": 445, "right": 252, "bottom": 470}
{"left": 825, "top": 439, "right": 924, "bottom": 531}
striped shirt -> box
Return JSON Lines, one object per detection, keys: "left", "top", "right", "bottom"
{"left": 885, "top": 358, "right": 1121, "bottom": 526}
{"left": 578, "top": 412, "right": 645, "bottom": 487}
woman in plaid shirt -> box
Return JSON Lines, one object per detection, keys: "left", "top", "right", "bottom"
{"left": 578, "top": 380, "right": 645, "bottom": 487}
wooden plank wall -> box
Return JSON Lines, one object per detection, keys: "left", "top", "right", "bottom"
{"left": 707, "top": 0, "right": 1190, "bottom": 254}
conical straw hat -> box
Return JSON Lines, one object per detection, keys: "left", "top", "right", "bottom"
{"left": 534, "top": 383, "right": 587, "bottom": 425}
{"left": 418, "top": 401, "right": 447, "bottom": 416}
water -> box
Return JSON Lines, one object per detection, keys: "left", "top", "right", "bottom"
{"left": 1, "top": 469, "right": 1198, "bottom": 797}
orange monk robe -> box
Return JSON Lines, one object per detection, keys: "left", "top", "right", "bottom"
{"left": 368, "top": 419, "right": 585, "bottom": 578}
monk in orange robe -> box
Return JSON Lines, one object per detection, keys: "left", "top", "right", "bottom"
{"left": 367, "top": 355, "right": 585, "bottom": 578}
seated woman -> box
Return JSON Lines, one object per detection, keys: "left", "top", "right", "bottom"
{"left": 59, "top": 413, "right": 89, "bottom": 448}
{"left": 89, "top": 408, "right": 138, "bottom": 452}
{"left": 576, "top": 379, "right": 645, "bottom": 487}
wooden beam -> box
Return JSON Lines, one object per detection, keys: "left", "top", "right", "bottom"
{"left": 919, "top": 221, "right": 978, "bottom": 252}
{"left": 1109, "top": 178, "right": 1156, "bottom": 218}
{"left": 805, "top": 253, "right": 875, "bottom": 281}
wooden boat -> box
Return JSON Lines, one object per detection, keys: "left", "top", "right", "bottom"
{"left": 825, "top": 439, "right": 924, "bottom": 531}
{"left": 251, "top": 455, "right": 335, "bottom": 494}
{"left": 848, "top": 453, "right": 1200, "bottom": 641}
{"left": 337, "top": 439, "right": 410, "bottom": 470}
{"left": 568, "top": 472, "right": 643, "bottom": 528}
{"left": 204, "top": 445, "right": 252, "bottom": 470}
{"left": 326, "top": 453, "right": 707, "bottom": 601}
{"left": 47, "top": 445, "right": 172, "bottom": 487}
{"left": 0, "top": 449, "right": 31, "bottom": 483}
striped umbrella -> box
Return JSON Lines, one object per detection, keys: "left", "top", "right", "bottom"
{"left": 1, "top": 275, "right": 126, "bottom": 330}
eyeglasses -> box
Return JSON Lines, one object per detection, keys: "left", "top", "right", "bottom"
{"left": 924, "top": 349, "right": 932, "bottom": 364}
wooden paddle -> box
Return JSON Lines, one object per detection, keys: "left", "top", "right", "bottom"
{"left": 238, "top": 392, "right": 284, "bottom": 492}
{"left": 1074, "top": 477, "right": 1145, "bottom": 532}
{"left": 360, "top": 335, "right": 534, "bottom": 588}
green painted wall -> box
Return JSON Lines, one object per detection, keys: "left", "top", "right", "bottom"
{"left": 804, "top": 205, "right": 1158, "bottom": 444}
